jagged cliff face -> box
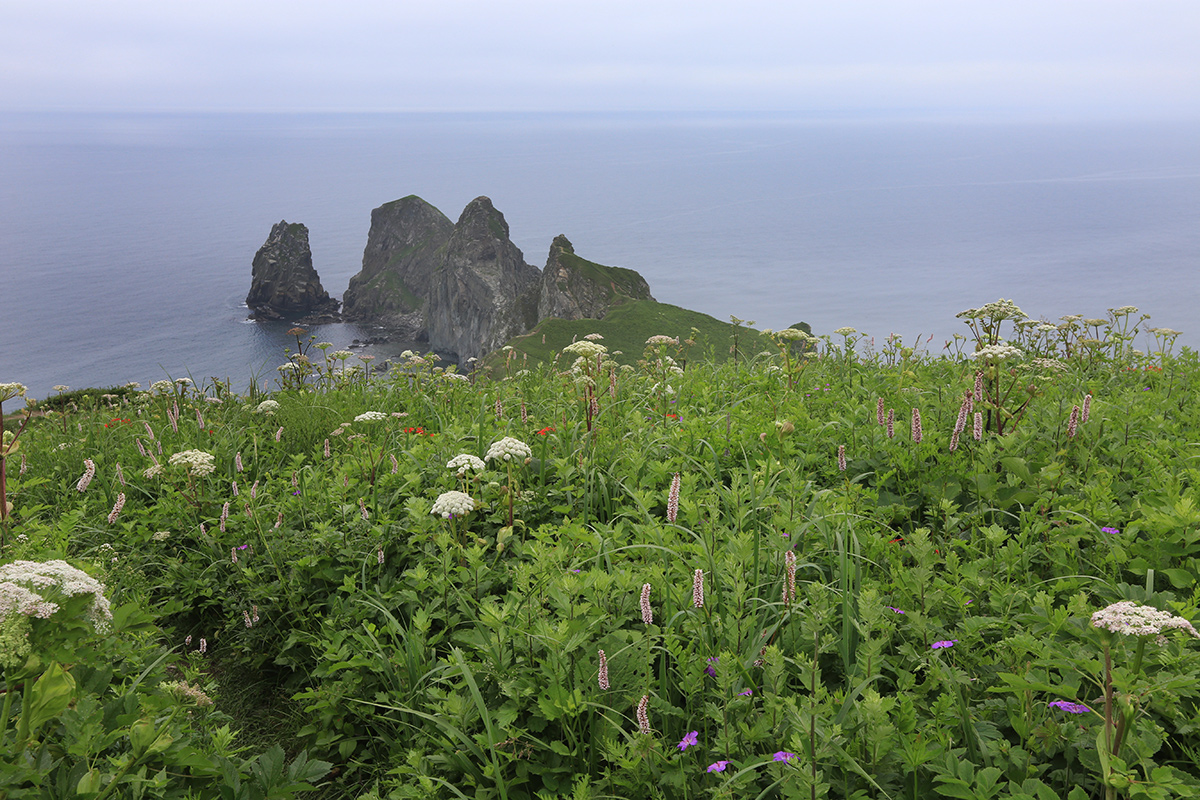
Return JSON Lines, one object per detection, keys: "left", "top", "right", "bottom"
{"left": 538, "top": 234, "right": 655, "bottom": 320}
{"left": 246, "top": 221, "right": 339, "bottom": 320}
{"left": 427, "top": 197, "right": 542, "bottom": 361}
{"left": 341, "top": 196, "right": 453, "bottom": 323}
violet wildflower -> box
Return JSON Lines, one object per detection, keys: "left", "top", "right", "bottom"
{"left": 636, "top": 694, "right": 651, "bottom": 735}
{"left": 106, "top": 493, "right": 125, "bottom": 524}
{"left": 667, "top": 473, "right": 681, "bottom": 523}
{"left": 930, "top": 639, "right": 958, "bottom": 649}
{"left": 678, "top": 730, "right": 699, "bottom": 751}
{"left": 1101, "top": 526, "right": 1120, "bottom": 535}
{"left": 704, "top": 657, "right": 718, "bottom": 677}
{"left": 1067, "top": 405, "right": 1080, "bottom": 439}
{"left": 640, "top": 583, "right": 653, "bottom": 625}
{"left": 1049, "top": 700, "right": 1091, "bottom": 714}
{"left": 911, "top": 407, "right": 923, "bottom": 443}
{"left": 598, "top": 649, "right": 609, "bottom": 690}
{"left": 737, "top": 689, "right": 753, "bottom": 696}
{"left": 692, "top": 568, "right": 704, "bottom": 608}
{"left": 773, "top": 751, "right": 796, "bottom": 763}
{"left": 76, "top": 459, "right": 96, "bottom": 492}
{"left": 886, "top": 606, "right": 905, "bottom": 614}
{"left": 707, "top": 761, "right": 730, "bottom": 773}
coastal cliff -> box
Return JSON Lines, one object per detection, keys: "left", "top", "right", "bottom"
{"left": 538, "top": 234, "right": 654, "bottom": 320}
{"left": 246, "top": 221, "right": 339, "bottom": 321}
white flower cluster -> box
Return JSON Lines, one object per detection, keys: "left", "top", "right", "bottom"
{"left": 447, "top": 454, "right": 486, "bottom": 476}
{"left": 1032, "top": 358, "right": 1068, "bottom": 373}
{"left": 431, "top": 490, "right": 475, "bottom": 519}
{"left": 1091, "top": 601, "right": 1200, "bottom": 642}
{"left": 354, "top": 411, "right": 388, "bottom": 422}
{"left": 562, "top": 340, "right": 607, "bottom": 359}
{"left": 583, "top": 333, "right": 605, "bottom": 341}
{"left": 485, "top": 436, "right": 532, "bottom": 463}
{"left": 833, "top": 327, "right": 857, "bottom": 336}
{"left": 254, "top": 400, "right": 281, "bottom": 415}
{"left": 957, "top": 299, "right": 1027, "bottom": 321}
{"left": 0, "top": 560, "right": 113, "bottom": 632}
{"left": 332, "top": 350, "right": 353, "bottom": 360}
{"left": 0, "top": 383, "right": 27, "bottom": 402}
{"left": 972, "top": 344, "right": 1024, "bottom": 362}
{"left": 777, "top": 328, "right": 816, "bottom": 343}
{"left": 1109, "top": 305, "right": 1139, "bottom": 316}
{"left": 168, "top": 449, "right": 217, "bottom": 478}
{"left": 645, "top": 335, "right": 679, "bottom": 346}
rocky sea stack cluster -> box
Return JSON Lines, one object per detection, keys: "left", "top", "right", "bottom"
{"left": 246, "top": 196, "right": 654, "bottom": 361}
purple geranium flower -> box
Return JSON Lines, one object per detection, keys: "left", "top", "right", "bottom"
{"left": 678, "top": 730, "right": 699, "bottom": 751}
{"left": 930, "top": 639, "right": 958, "bottom": 650}
{"left": 707, "top": 760, "right": 730, "bottom": 773}
{"left": 705, "top": 656, "right": 718, "bottom": 677}
{"left": 1101, "top": 527, "right": 1120, "bottom": 535}
{"left": 886, "top": 606, "right": 905, "bottom": 614}
{"left": 737, "top": 689, "right": 753, "bottom": 696}
{"left": 1049, "top": 700, "right": 1091, "bottom": 714}
{"left": 773, "top": 751, "right": 796, "bottom": 763}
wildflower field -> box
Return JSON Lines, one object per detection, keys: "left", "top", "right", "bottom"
{"left": 2, "top": 301, "right": 1199, "bottom": 800}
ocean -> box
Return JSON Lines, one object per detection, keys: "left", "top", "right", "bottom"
{"left": 2, "top": 112, "right": 1198, "bottom": 401}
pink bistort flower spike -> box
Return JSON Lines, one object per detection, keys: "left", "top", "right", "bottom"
{"left": 115, "top": 462, "right": 125, "bottom": 486}
{"left": 973, "top": 411, "right": 983, "bottom": 440}
{"left": 597, "top": 649, "right": 609, "bottom": 690}
{"left": 911, "top": 408, "right": 923, "bottom": 443}
{"left": 974, "top": 371, "right": 983, "bottom": 402}
{"left": 692, "top": 568, "right": 704, "bottom": 608}
{"left": 1082, "top": 393, "right": 1092, "bottom": 423}
{"left": 219, "top": 502, "right": 229, "bottom": 533}
{"left": 667, "top": 473, "right": 681, "bottom": 523}
{"left": 231, "top": 480, "right": 238, "bottom": 497}
{"left": 1067, "top": 405, "right": 1080, "bottom": 439}
{"left": 231, "top": 547, "right": 238, "bottom": 564}
{"left": 107, "top": 493, "right": 125, "bottom": 524}
{"left": 886, "top": 409, "right": 895, "bottom": 439}
{"left": 19, "top": 453, "right": 27, "bottom": 475}
{"left": 360, "top": 498, "right": 369, "bottom": 520}
{"left": 837, "top": 444, "right": 846, "bottom": 472}
{"left": 390, "top": 454, "right": 399, "bottom": 474}
{"left": 274, "top": 512, "right": 283, "bottom": 529}
{"left": 243, "top": 610, "right": 252, "bottom": 628}
{"left": 76, "top": 459, "right": 96, "bottom": 492}
{"left": 640, "top": 583, "right": 653, "bottom": 625}
{"left": 785, "top": 550, "right": 797, "bottom": 605}
{"left": 143, "top": 421, "right": 155, "bottom": 440}
{"left": 235, "top": 452, "right": 243, "bottom": 472}
{"left": 636, "top": 694, "right": 651, "bottom": 735}
{"left": 251, "top": 480, "right": 258, "bottom": 500}
{"left": 274, "top": 427, "right": 283, "bottom": 442}
{"left": 199, "top": 638, "right": 207, "bottom": 654}
{"left": 876, "top": 396, "right": 885, "bottom": 425}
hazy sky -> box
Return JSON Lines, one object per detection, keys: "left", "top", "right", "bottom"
{"left": 3, "top": 0, "right": 1198, "bottom": 118}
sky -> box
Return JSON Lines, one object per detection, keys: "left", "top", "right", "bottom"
{"left": 2, "top": 0, "right": 1199, "bottom": 118}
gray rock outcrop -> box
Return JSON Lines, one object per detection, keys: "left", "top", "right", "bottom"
{"left": 426, "top": 197, "right": 542, "bottom": 361}
{"left": 538, "top": 234, "right": 654, "bottom": 320}
{"left": 341, "top": 196, "right": 454, "bottom": 325}
{"left": 246, "top": 221, "right": 339, "bottom": 320}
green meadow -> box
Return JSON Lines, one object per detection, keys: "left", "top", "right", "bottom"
{"left": 1, "top": 301, "right": 1198, "bottom": 800}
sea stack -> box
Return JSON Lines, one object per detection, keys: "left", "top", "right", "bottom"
{"left": 537, "top": 234, "right": 654, "bottom": 320}
{"left": 246, "top": 221, "right": 340, "bottom": 321}
{"left": 425, "top": 197, "right": 542, "bottom": 361}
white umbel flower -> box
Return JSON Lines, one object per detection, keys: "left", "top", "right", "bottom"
{"left": 168, "top": 449, "right": 216, "bottom": 478}
{"left": 1091, "top": 601, "right": 1200, "bottom": 641}
{"left": 0, "top": 560, "right": 112, "bottom": 632}
{"left": 354, "top": 411, "right": 388, "bottom": 422}
{"left": 486, "top": 436, "right": 531, "bottom": 463}
{"left": 431, "top": 491, "right": 475, "bottom": 519}
{"left": 254, "top": 400, "right": 281, "bottom": 415}
{"left": 972, "top": 344, "right": 1024, "bottom": 361}
{"left": 562, "top": 340, "right": 607, "bottom": 359}
{"left": 447, "top": 454, "right": 486, "bottom": 476}
{"left": 0, "top": 383, "right": 26, "bottom": 402}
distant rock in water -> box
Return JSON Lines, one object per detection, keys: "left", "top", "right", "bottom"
{"left": 427, "top": 197, "right": 542, "bottom": 362}
{"left": 538, "top": 234, "right": 654, "bottom": 320}
{"left": 342, "top": 196, "right": 453, "bottom": 328}
{"left": 246, "top": 221, "right": 339, "bottom": 321}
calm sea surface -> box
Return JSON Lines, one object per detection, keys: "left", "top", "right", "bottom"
{"left": 2, "top": 112, "right": 1198, "bottom": 400}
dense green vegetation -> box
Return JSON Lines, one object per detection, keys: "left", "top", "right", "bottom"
{"left": 1, "top": 301, "right": 1198, "bottom": 800}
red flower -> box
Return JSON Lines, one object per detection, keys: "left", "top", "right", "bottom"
{"left": 538, "top": 426, "right": 555, "bottom": 435}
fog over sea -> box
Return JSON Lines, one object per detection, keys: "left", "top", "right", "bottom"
{"left": 2, "top": 112, "right": 1198, "bottom": 401}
